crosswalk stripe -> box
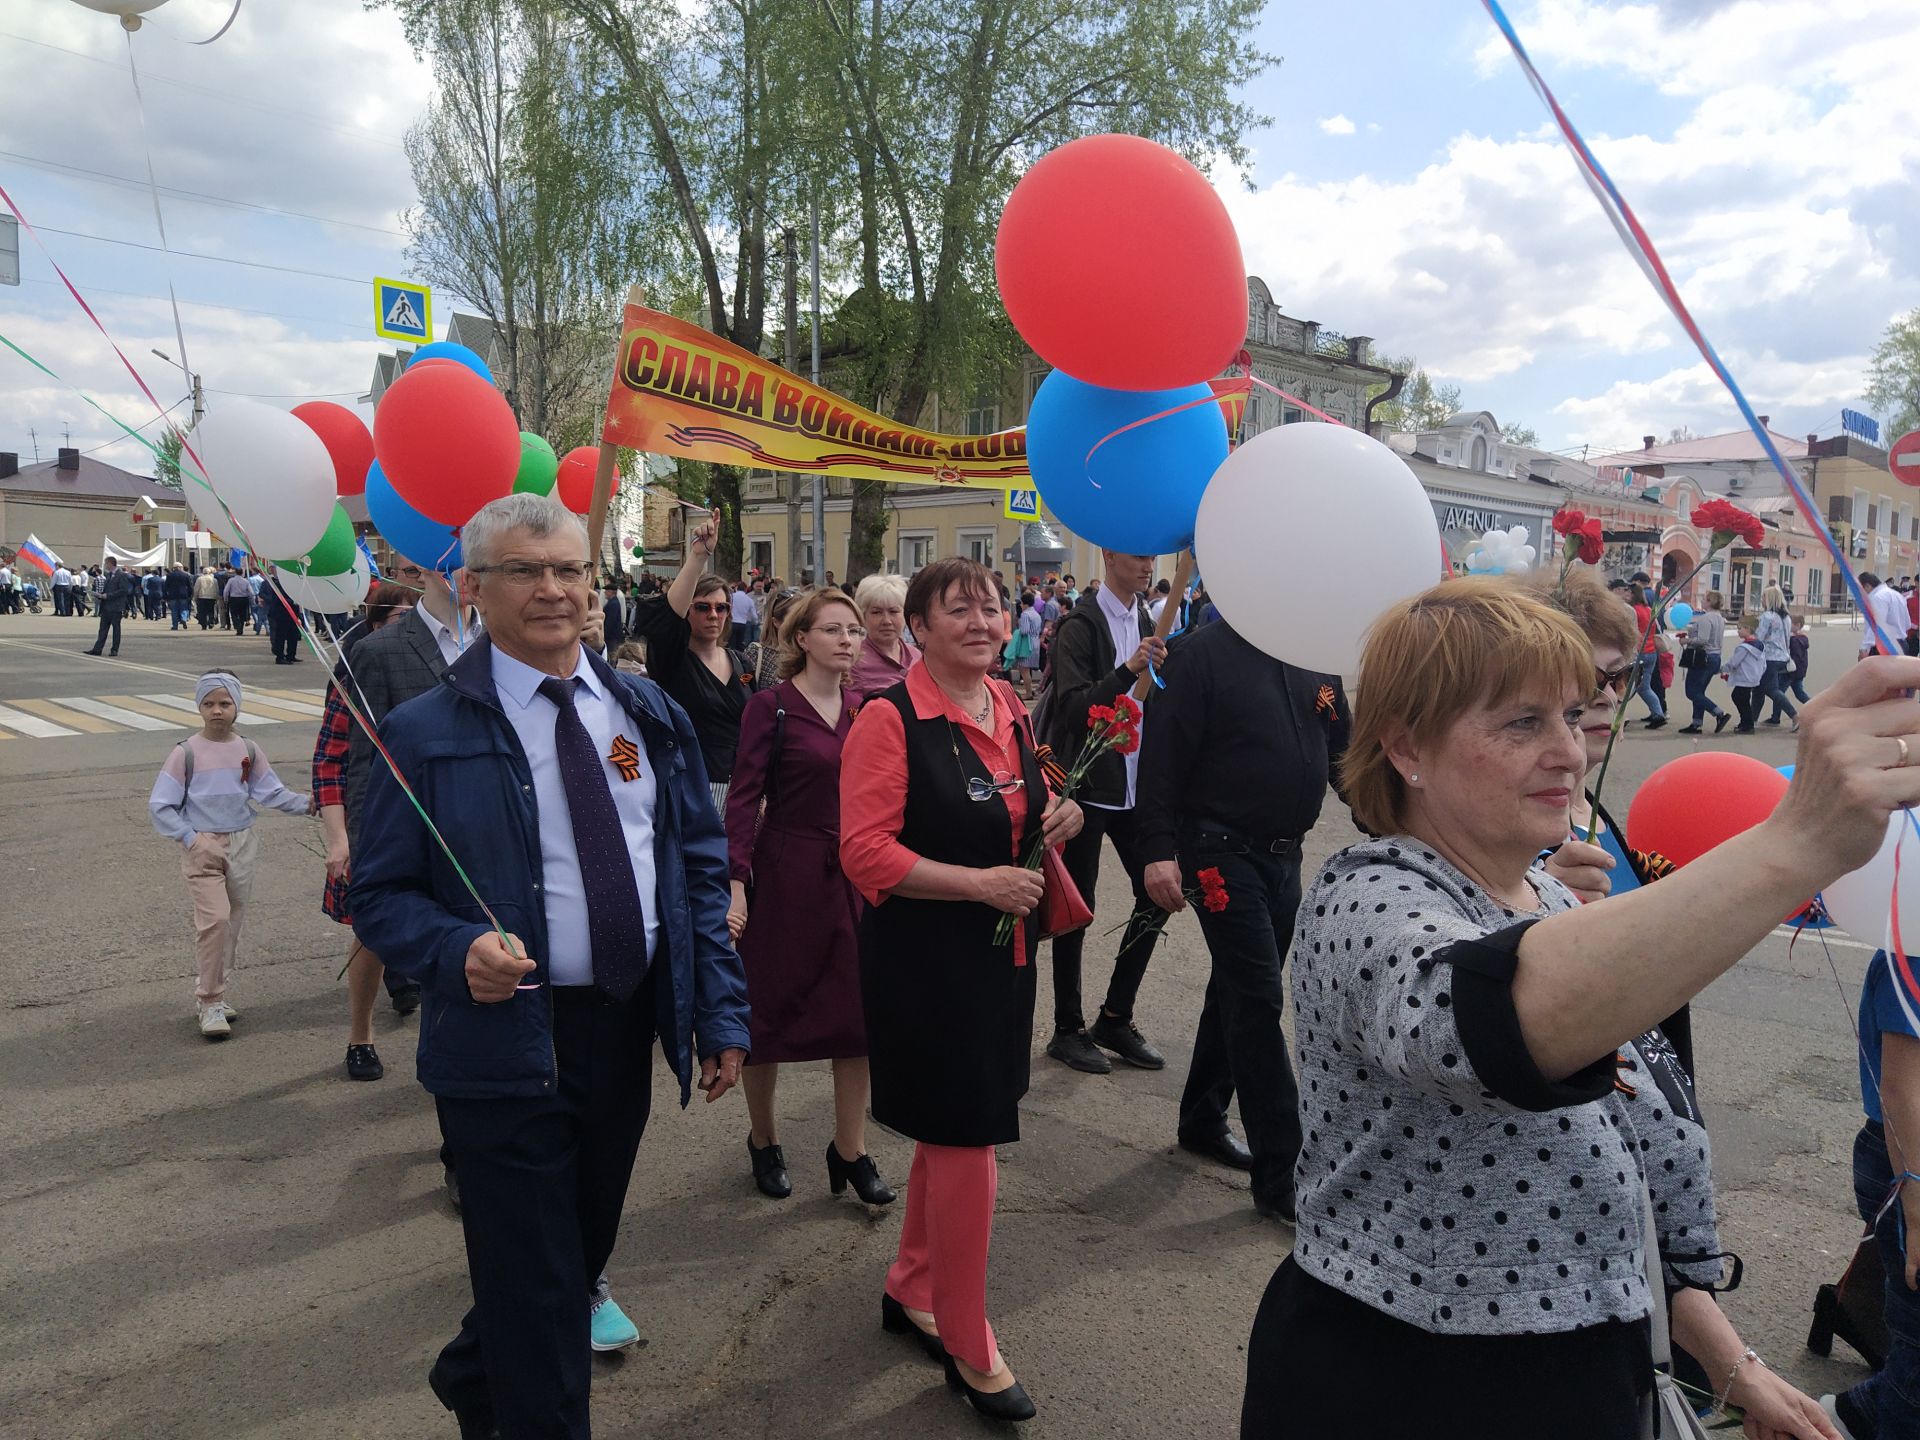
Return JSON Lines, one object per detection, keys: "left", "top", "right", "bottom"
{"left": 52, "top": 696, "right": 186, "bottom": 731}
{"left": 0, "top": 703, "right": 80, "bottom": 738}
{"left": 259, "top": 687, "right": 329, "bottom": 702}
{"left": 247, "top": 691, "right": 327, "bottom": 717}
{"left": 136, "top": 692, "right": 285, "bottom": 724}
{"left": 10, "top": 697, "right": 115, "bottom": 733}
{"left": 104, "top": 695, "right": 208, "bottom": 726}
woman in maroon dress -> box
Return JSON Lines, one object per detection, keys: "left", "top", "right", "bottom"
{"left": 724, "top": 588, "right": 894, "bottom": 1207}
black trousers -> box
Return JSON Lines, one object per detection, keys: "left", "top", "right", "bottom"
{"left": 227, "top": 596, "right": 250, "bottom": 634}
{"left": 1176, "top": 837, "right": 1303, "bottom": 1210}
{"left": 431, "top": 979, "right": 655, "bottom": 1440}
{"left": 267, "top": 601, "right": 301, "bottom": 660}
{"left": 1050, "top": 803, "right": 1161, "bottom": 1032}
{"left": 195, "top": 596, "right": 216, "bottom": 627}
{"left": 90, "top": 605, "right": 124, "bottom": 654}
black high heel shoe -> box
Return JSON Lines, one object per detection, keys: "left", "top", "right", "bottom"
{"left": 880, "top": 1292, "right": 947, "bottom": 1363}
{"left": 747, "top": 1136, "right": 791, "bottom": 1199}
{"left": 943, "top": 1353, "right": 1037, "bottom": 1423}
{"left": 827, "top": 1141, "right": 896, "bottom": 1205}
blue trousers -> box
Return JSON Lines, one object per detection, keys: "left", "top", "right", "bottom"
{"left": 1684, "top": 654, "right": 1724, "bottom": 725}
{"left": 1762, "top": 659, "right": 1798, "bottom": 722}
{"left": 1634, "top": 661, "right": 1665, "bottom": 720}
{"left": 1843, "top": 1122, "right": 1920, "bottom": 1438}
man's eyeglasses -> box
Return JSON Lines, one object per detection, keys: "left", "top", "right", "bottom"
{"left": 809, "top": 624, "right": 866, "bottom": 640}
{"left": 470, "top": 561, "right": 591, "bottom": 587}
{"left": 391, "top": 564, "right": 425, "bottom": 581}
{"left": 690, "top": 602, "right": 730, "bottom": 616}
{"left": 1593, "top": 662, "right": 1633, "bottom": 698}
{"left": 966, "top": 771, "right": 1025, "bottom": 802}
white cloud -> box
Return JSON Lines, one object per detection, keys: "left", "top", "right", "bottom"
{"left": 1318, "top": 114, "right": 1357, "bottom": 136}
{"left": 1222, "top": 0, "right": 1920, "bottom": 446}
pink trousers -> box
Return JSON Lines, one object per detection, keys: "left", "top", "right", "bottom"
{"left": 181, "top": 828, "right": 256, "bottom": 1006}
{"left": 885, "top": 1141, "right": 999, "bottom": 1373}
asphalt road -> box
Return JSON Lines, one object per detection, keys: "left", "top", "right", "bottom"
{"left": 0, "top": 607, "right": 1891, "bottom": 1437}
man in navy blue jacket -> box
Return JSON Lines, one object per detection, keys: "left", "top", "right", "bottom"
{"left": 352, "top": 492, "right": 751, "bottom": 1440}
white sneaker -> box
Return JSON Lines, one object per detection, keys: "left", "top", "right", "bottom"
{"left": 198, "top": 1003, "right": 231, "bottom": 1039}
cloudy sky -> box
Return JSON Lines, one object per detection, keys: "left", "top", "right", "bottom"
{"left": 2, "top": 0, "right": 1917, "bottom": 475}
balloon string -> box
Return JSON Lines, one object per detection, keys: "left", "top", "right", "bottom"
{"left": 124, "top": 29, "right": 195, "bottom": 390}
{"left": 1242, "top": 374, "right": 1350, "bottom": 427}
{"left": 1479, "top": 0, "right": 1896, "bottom": 658}
{"left": 1079, "top": 379, "right": 1273, "bottom": 484}
{"left": 0, "top": 180, "right": 519, "bottom": 960}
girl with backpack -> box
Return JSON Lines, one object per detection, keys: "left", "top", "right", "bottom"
{"left": 148, "top": 671, "right": 310, "bottom": 1039}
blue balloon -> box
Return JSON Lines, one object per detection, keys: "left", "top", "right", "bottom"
{"left": 411, "top": 341, "right": 492, "bottom": 382}
{"left": 1778, "top": 764, "right": 1794, "bottom": 779}
{"left": 1666, "top": 601, "right": 1694, "bottom": 630}
{"left": 1026, "top": 371, "right": 1228, "bottom": 555}
{"left": 366, "top": 460, "right": 464, "bottom": 571}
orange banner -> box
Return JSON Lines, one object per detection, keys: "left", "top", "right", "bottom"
{"left": 600, "top": 303, "right": 1248, "bottom": 486}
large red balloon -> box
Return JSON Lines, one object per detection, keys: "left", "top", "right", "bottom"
{"left": 996, "top": 134, "right": 1246, "bottom": 391}
{"left": 291, "top": 400, "right": 375, "bottom": 498}
{"left": 372, "top": 363, "right": 519, "bottom": 525}
{"left": 1626, "top": 751, "right": 1789, "bottom": 868}
{"left": 556, "top": 445, "right": 616, "bottom": 514}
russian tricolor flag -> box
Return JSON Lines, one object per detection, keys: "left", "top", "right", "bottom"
{"left": 18, "top": 534, "right": 59, "bottom": 576}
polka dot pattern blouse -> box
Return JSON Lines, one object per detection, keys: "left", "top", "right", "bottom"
{"left": 1292, "top": 837, "right": 1657, "bottom": 1337}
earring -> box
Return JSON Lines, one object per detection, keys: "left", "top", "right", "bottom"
{"left": 1409, "top": 773, "right": 1420, "bottom": 784}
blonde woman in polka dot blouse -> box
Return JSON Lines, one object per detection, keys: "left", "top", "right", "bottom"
{"left": 1239, "top": 578, "right": 1903, "bottom": 1440}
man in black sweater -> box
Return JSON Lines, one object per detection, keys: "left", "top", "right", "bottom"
{"left": 1135, "top": 619, "right": 1348, "bottom": 1223}
{"left": 1042, "top": 551, "right": 1168, "bottom": 1073}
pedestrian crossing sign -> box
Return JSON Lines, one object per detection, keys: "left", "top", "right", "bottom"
{"left": 373, "top": 276, "right": 432, "bottom": 343}
{"left": 1003, "top": 487, "right": 1040, "bottom": 521}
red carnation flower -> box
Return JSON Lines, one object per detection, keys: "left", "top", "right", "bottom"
{"left": 1578, "top": 518, "right": 1605, "bottom": 565}
{"left": 1552, "top": 508, "right": 1587, "bottom": 537}
{"left": 1690, "top": 499, "right": 1765, "bottom": 552}
{"left": 1112, "top": 694, "right": 1143, "bottom": 725}
{"left": 1203, "top": 888, "right": 1230, "bottom": 913}
{"left": 1197, "top": 866, "right": 1225, "bottom": 890}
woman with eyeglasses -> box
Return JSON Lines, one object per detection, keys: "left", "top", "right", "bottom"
{"left": 840, "top": 556, "right": 1084, "bottom": 1424}
{"left": 848, "top": 573, "right": 920, "bottom": 705}
{"left": 723, "top": 588, "right": 891, "bottom": 1205}
{"left": 631, "top": 517, "right": 752, "bottom": 807}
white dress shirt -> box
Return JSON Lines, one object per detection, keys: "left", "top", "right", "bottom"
{"left": 730, "top": 589, "right": 757, "bottom": 624}
{"left": 1867, "top": 583, "right": 1909, "bottom": 653}
{"left": 1086, "top": 582, "right": 1147, "bottom": 811}
{"left": 419, "top": 597, "right": 482, "bottom": 666}
{"left": 492, "top": 645, "right": 659, "bottom": 986}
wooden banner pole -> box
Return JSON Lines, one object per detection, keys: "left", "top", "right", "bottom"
{"left": 1132, "top": 547, "right": 1195, "bottom": 702}
{"left": 586, "top": 283, "right": 646, "bottom": 571}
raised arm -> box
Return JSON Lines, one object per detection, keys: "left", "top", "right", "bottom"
{"left": 665, "top": 517, "right": 716, "bottom": 618}
{"left": 1513, "top": 657, "right": 1920, "bottom": 1080}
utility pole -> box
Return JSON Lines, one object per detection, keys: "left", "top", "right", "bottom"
{"left": 783, "top": 226, "right": 803, "bottom": 585}
{"left": 810, "top": 196, "right": 826, "bottom": 585}
{"left": 27, "top": 427, "right": 39, "bottom": 462}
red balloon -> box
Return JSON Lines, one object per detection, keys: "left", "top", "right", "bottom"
{"left": 996, "top": 134, "right": 1245, "bottom": 391}
{"left": 556, "top": 445, "right": 616, "bottom": 514}
{"left": 1626, "top": 751, "right": 1789, "bottom": 868}
{"left": 372, "top": 363, "right": 519, "bottom": 526}
{"left": 291, "top": 401, "right": 375, "bottom": 497}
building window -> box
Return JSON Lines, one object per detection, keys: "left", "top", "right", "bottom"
{"left": 898, "top": 532, "right": 936, "bottom": 575}
{"left": 1284, "top": 405, "right": 1305, "bottom": 426}
{"left": 964, "top": 387, "right": 1000, "bottom": 435}
{"left": 1025, "top": 366, "right": 1052, "bottom": 411}
{"left": 958, "top": 529, "right": 995, "bottom": 566}
{"left": 748, "top": 539, "right": 773, "bottom": 577}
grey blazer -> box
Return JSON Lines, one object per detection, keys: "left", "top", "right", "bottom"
{"left": 344, "top": 607, "right": 453, "bottom": 845}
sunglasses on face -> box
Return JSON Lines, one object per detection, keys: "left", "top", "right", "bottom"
{"left": 690, "top": 602, "right": 729, "bottom": 616}
{"left": 1593, "top": 663, "right": 1633, "bottom": 698}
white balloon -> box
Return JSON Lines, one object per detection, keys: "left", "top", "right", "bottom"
{"left": 1822, "top": 808, "right": 1920, "bottom": 949}
{"left": 273, "top": 551, "right": 371, "bottom": 613}
{"left": 1194, "top": 422, "right": 1444, "bottom": 677}
{"left": 68, "top": 0, "right": 168, "bottom": 27}
{"left": 187, "top": 399, "right": 337, "bottom": 563}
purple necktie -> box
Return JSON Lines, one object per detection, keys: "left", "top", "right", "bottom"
{"left": 537, "top": 676, "right": 647, "bottom": 1000}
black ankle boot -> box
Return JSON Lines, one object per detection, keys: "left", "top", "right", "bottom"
{"left": 827, "top": 1142, "right": 896, "bottom": 1205}
{"left": 747, "top": 1136, "right": 791, "bottom": 1198}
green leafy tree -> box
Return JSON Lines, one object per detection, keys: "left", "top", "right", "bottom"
{"left": 811, "top": 0, "right": 1275, "bottom": 580}
{"left": 1501, "top": 421, "right": 1539, "bottom": 447}
{"left": 1369, "top": 354, "right": 1460, "bottom": 432}
{"left": 1867, "top": 307, "right": 1920, "bottom": 440}
{"left": 154, "top": 427, "right": 184, "bottom": 492}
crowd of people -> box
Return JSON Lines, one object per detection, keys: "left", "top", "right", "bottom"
{"left": 131, "top": 493, "right": 1919, "bottom": 1439}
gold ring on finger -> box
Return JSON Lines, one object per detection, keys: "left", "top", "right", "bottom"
{"left": 1899, "top": 736, "right": 1912, "bottom": 769}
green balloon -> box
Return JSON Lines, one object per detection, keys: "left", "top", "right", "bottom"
{"left": 515, "top": 432, "right": 559, "bottom": 495}
{"left": 275, "top": 502, "right": 357, "bottom": 576}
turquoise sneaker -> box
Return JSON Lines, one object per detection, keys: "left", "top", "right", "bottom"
{"left": 589, "top": 1296, "right": 640, "bottom": 1353}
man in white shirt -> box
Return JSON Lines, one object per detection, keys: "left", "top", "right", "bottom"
{"left": 1862, "top": 572, "right": 1909, "bottom": 659}
{"left": 52, "top": 563, "right": 73, "bottom": 616}
{"left": 0, "top": 561, "right": 16, "bottom": 614}
{"left": 1040, "top": 550, "right": 1169, "bottom": 1073}
{"left": 729, "top": 578, "right": 759, "bottom": 648}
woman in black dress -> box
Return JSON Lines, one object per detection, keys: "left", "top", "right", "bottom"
{"left": 841, "top": 557, "right": 1082, "bottom": 1425}
{"left": 631, "top": 516, "right": 751, "bottom": 808}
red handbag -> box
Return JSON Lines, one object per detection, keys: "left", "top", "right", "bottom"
{"left": 1036, "top": 844, "right": 1093, "bottom": 939}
